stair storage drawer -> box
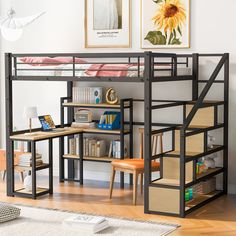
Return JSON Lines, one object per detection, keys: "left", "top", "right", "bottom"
{"left": 163, "top": 158, "right": 193, "bottom": 182}
{"left": 175, "top": 130, "right": 204, "bottom": 154}
{"left": 149, "top": 187, "right": 180, "bottom": 214}
{"left": 186, "top": 105, "right": 215, "bottom": 127}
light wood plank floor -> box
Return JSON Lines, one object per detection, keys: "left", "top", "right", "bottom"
{"left": 1, "top": 176, "right": 236, "bottom": 236}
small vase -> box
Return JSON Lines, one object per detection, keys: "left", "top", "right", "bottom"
{"left": 24, "top": 174, "right": 32, "bottom": 191}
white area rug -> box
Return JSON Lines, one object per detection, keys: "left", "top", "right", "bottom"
{"left": 0, "top": 205, "right": 180, "bottom": 236}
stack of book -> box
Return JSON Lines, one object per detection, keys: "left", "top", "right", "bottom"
{"left": 72, "top": 87, "right": 103, "bottom": 104}
{"left": 69, "top": 136, "right": 107, "bottom": 157}
{"left": 71, "top": 122, "right": 96, "bottom": 129}
{"left": 63, "top": 214, "right": 109, "bottom": 234}
{"left": 18, "top": 152, "right": 43, "bottom": 167}
{"left": 108, "top": 140, "right": 128, "bottom": 158}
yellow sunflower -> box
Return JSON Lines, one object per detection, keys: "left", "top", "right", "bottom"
{"left": 152, "top": 0, "right": 186, "bottom": 33}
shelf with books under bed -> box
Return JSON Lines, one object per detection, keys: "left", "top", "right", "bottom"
{"left": 60, "top": 92, "right": 133, "bottom": 187}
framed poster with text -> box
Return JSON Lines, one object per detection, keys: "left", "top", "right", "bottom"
{"left": 85, "top": 0, "right": 131, "bottom": 48}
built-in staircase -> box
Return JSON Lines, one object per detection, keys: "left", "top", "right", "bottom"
{"left": 145, "top": 53, "right": 229, "bottom": 217}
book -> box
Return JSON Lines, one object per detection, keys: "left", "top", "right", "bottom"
{"left": 71, "top": 122, "right": 96, "bottom": 129}
{"left": 63, "top": 214, "right": 109, "bottom": 234}
{"left": 108, "top": 141, "right": 112, "bottom": 158}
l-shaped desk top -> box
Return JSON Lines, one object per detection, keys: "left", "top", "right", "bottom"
{"left": 10, "top": 127, "right": 130, "bottom": 141}
{"left": 10, "top": 128, "right": 83, "bottom": 141}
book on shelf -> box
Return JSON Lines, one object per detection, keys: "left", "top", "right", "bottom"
{"left": 69, "top": 137, "right": 107, "bottom": 157}
{"left": 108, "top": 140, "right": 128, "bottom": 158}
{"left": 99, "top": 114, "right": 117, "bottom": 125}
{"left": 63, "top": 214, "right": 109, "bottom": 234}
{"left": 18, "top": 153, "right": 43, "bottom": 167}
{"left": 72, "top": 87, "right": 103, "bottom": 104}
{"left": 71, "top": 122, "right": 96, "bottom": 129}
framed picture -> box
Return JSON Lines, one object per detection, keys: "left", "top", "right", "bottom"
{"left": 141, "top": 0, "right": 190, "bottom": 49}
{"left": 85, "top": 0, "right": 131, "bottom": 48}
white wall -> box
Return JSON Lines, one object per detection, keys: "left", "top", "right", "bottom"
{"left": 0, "top": 0, "right": 236, "bottom": 192}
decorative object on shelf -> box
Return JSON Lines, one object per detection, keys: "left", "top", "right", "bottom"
{"left": 193, "top": 178, "right": 216, "bottom": 196}
{"left": 23, "top": 106, "right": 38, "bottom": 135}
{"left": 207, "top": 135, "right": 216, "bottom": 149}
{"left": 85, "top": 0, "right": 131, "bottom": 48}
{"left": 24, "top": 172, "right": 32, "bottom": 191}
{"left": 196, "top": 161, "right": 207, "bottom": 175}
{"left": 141, "top": 0, "right": 190, "bottom": 48}
{"left": 185, "top": 188, "right": 193, "bottom": 202}
{"left": 74, "top": 109, "right": 93, "bottom": 123}
{"left": 73, "top": 87, "right": 103, "bottom": 104}
{"left": 203, "top": 156, "right": 216, "bottom": 169}
{"left": 0, "top": 8, "right": 45, "bottom": 42}
{"left": 106, "top": 88, "right": 119, "bottom": 105}
{"left": 98, "top": 111, "right": 120, "bottom": 130}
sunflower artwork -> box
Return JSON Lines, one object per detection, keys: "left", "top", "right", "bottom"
{"left": 141, "top": 0, "right": 190, "bottom": 48}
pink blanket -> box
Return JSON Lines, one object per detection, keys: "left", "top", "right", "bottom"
{"left": 85, "top": 64, "right": 133, "bottom": 77}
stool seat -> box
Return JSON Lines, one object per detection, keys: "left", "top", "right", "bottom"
{"left": 112, "top": 159, "right": 160, "bottom": 171}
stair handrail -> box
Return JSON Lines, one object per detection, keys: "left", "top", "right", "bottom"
{"left": 182, "top": 53, "right": 228, "bottom": 132}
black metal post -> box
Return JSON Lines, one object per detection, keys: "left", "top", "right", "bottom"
{"left": 31, "top": 141, "right": 37, "bottom": 199}
{"left": 5, "top": 53, "right": 13, "bottom": 196}
{"left": 192, "top": 53, "right": 199, "bottom": 101}
{"left": 59, "top": 98, "right": 65, "bottom": 182}
{"left": 49, "top": 138, "right": 53, "bottom": 194}
{"left": 67, "top": 82, "right": 74, "bottom": 179}
{"left": 144, "top": 51, "right": 152, "bottom": 213}
{"left": 223, "top": 53, "right": 229, "bottom": 194}
{"left": 120, "top": 99, "right": 125, "bottom": 189}
{"left": 129, "top": 98, "right": 133, "bottom": 185}
{"left": 79, "top": 133, "right": 84, "bottom": 185}
{"left": 180, "top": 129, "right": 186, "bottom": 218}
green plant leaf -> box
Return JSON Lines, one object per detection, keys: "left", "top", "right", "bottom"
{"left": 168, "top": 32, "right": 174, "bottom": 45}
{"left": 173, "top": 29, "right": 177, "bottom": 38}
{"left": 177, "top": 26, "right": 182, "bottom": 36}
{"left": 152, "top": 0, "right": 163, "bottom": 3}
{"left": 170, "top": 38, "right": 182, "bottom": 45}
{"left": 145, "top": 31, "right": 166, "bottom": 45}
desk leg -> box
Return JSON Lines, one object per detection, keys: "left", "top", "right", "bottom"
{"left": 59, "top": 137, "right": 64, "bottom": 182}
{"left": 49, "top": 139, "right": 53, "bottom": 194}
{"left": 79, "top": 133, "right": 83, "bottom": 185}
{"left": 10, "top": 140, "right": 15, "bottom": 196}
{"left": 31, "top": 141, "right": 37, "bottom": 199}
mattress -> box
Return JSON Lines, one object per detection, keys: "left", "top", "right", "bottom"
{"left": 14, "top": 64, "right": 192, "bottom": 78}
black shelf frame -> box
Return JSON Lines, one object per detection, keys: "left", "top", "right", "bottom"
{"left": 5, "top": 51, "right": 229, "bottom": 217}
{"left": 60, "top": 97, "right": 133, "bottom": 188}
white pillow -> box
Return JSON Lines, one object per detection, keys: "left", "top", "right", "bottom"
{"left": 0, "top": 204, "right": 21, "bottom": 223}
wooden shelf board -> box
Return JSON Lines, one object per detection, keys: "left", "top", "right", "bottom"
{"left": 167, "top": 150, "right": 202, "bottom": 157}
{"left": 165, "top": 145, "right": 223, "bottom": 158}
{"left": 83, "top": 128, "right": 130, "bottom": 134}
{"left": 196, "top": 167, "right": 222, "bottom": 179}
{"left": 15, "top": 163, "right": 49, "bottom": 171}
{"left": 15, "top": 187, "right": 48, "bottom": 194}
{"left": 63, "top": 154, "right": 118, "bottom": 162}
{"left": 152, "top": 178, "right": 191, "bottom": 186}
{"left": 185, "top": 190, "right": 221, "bottom": 210}
{"left": 63, "top": 102, "right": 130, "bottom": 108}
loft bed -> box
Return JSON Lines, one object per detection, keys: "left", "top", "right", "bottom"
{"left": 5, "top": 52, "right": 229, "bottom": 218}
{"left": 9, "top": 52, "right": 193, "bottom": 82}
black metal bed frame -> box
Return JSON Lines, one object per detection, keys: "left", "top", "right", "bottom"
{"left": 5, "top": 51, "right": 229, "bottom": 218}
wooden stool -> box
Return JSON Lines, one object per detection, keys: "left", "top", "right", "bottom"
{"left": 109, "top": 128, "right": 163, "bottom": 205}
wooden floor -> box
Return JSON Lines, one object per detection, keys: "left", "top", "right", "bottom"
{"left": 1, "top": 176, "right": 236, "bottom": 236}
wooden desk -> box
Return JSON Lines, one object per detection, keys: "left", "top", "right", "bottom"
{"left": 9, "top": 128, "right": 83, "bottom": 199}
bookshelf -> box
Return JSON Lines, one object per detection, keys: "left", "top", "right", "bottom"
{"left": 60, "top": 98, "right": 133, "bottom": 188}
